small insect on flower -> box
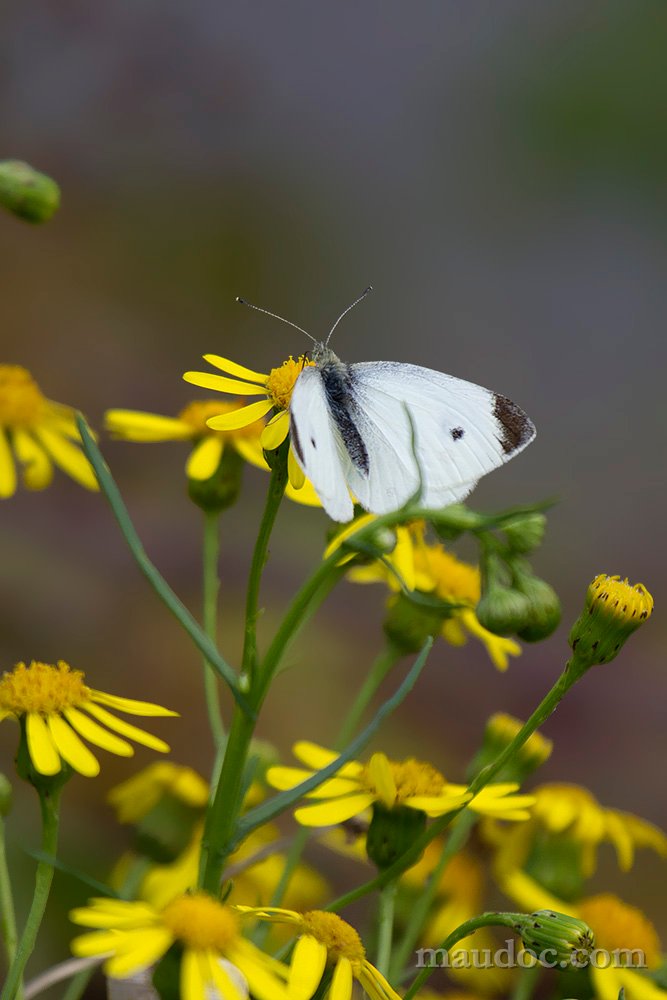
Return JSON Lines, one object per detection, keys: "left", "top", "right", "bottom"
{"left": 184, "top": 289, "right": 536, "bottom": 522}
{"left": 0, "top": 365, "right": 98, "bottom": 497}
{"left": 0, "top": 661, "right": 177, "bottom": 778}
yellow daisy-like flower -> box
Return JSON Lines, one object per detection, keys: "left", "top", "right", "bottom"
{"left": 335, "top": 520, "right": 521, "bottom": 671}
{"left": 0, "top": 364, "right": 98, "bottom": 497}
{"left": 70, "top": 893, "right": 291, "bottom": 1000}
{"left": 501, "top": 873, "right": 667, "bottom": 1000}
{"left": 485, "top": 782, "right": 667, "bottom": 881}
{"left": 236, "top": 905, "right": 402, "bottom": 1000}
{"left": 0, "top": 660, "right": 176, "bottom": 778}
{"left": 183, "top": 353, "right": 317, "bottom": 498}
{"left": 267, "top": 742, "right": 535, "bottom": 826}
{"left": 108, "top": 761, "right": 209, "bottom": 824}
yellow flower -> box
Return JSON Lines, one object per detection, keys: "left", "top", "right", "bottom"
{"left": 236, "top": 906, "right": 402, "bottom": 1000}
{"left": 500, "top": 874, "right": 667, "bottom": 1000}
{"left": 267, "top": 742, "right": 534, "bottom": 826}
{"left": 0, "top": 660, "right": 176, "bottom": 777}
{"left": 108, "top": 761, "right": 209, "bottom": 824}
{"left": 338, "top": 521, "right": 521, "bottom": 671}
{"left": 71, "top": 893, "right": 290, "bottom": 1000}
{"left": 0, "top": 364, "right": 98, "bottom": 497}
{"left": 486, "top": 782, "right": 667, "bottom": 883}
{"left": 570, "top": 574, "right": 654, "bottom": 666}
{"left": 183, "top": 353, "right": 317, "bottom": 498}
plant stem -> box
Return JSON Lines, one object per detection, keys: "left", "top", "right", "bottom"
{"left": 1, "top": 788, "right": 62, "bottom": 1000}
{"left": 0, "top": 816, "right": 20, "bottom": 999}
{"left": 202, "top": 510, "right": 225, "bottom": 747}
{"left": 376, "top": 881, "right": 397, "bottom": 977}
{"left": 336, "top": 643, "right": 402, "bottom": 747}
{"left": 403, "top": 912, "right": 520, "bottom": 1000}
{"left": 510, "top": 962, "right": 542, "bottom": 1000}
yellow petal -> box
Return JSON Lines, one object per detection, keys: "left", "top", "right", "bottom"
{"left": 183, "top": 372, "right": 268, "bottom": 395}
{"left": 83, "top": 703, "right": 170, "bottom": 752}
{"left": 207, "top": 953, "right": 248, "bottom": 1000}
{"left": 89, "top": 692, "right": 178, "bottom": 717}
{"left": 323, "top": 514, "right": 377, "bottom": 561}
{"left": 47, "top": 714, "right": 100, "bottom": 776}
{"left": 292, "top": 742, "right": 363, "bottom": 778}
{"left": 207, "top": 399, "right": 273, "bottom": 430}
{"left": 234, "top": 436, "right": 270, "bottom": 470}
{"left": 26, "top": 713, "right": 61, "bottom": 775}
{"left": 358, "top": 961, "right": 404, "bottom": 1000}
{"left": 0, "top": 431, "right": 17, "bottom": 498}
{"left": 260, "top": 410, "right": 290, "bottom": 451}
{"left": 105, "top": 411, "right": 193, "bottom": 442}
{"left": 288, "top": 935, "right": 327, "bottom": 1000}
{"left": 294, "top": 793, "right": 375, "bottom": 827}
{"left": 367, "top": 753, "right": 396, "bottom": 809}
{"left": 284, "top": 477, "right": 323, "bottom": 507}
{"left": 288, "top": 445, "right": 306, "bottom": 489}
{"left": 104, "top": 927, "right": 174, "bottom": 978}
{"left": 202, "top": 355, "right": 268, "bottom": 384}
{"left": 70, "top": 901, "right": 157, "bottom": 928}
{"left": 13, "top": 429, "right": 53, "bottom": 490}
{"left": 181, "top": 949, "right": 207, "bottom": 1000}
{"left": 186, "top": 435, "right": 224, "bottom": 480}
{"left": 267, "top": 767, "right": 359, "bottom": 797}
{"left": 406, "top": 792, "right": 472, "bottom": 816}
{"left": 64, "top": 706, "right": 133, "bottom": 756}
{"left": 329, "top": 957, "right": 353, "bottom": 1000}
{"left": 34, "top": 427, "right": 98, "bottom": 490}
{"left": 231, "top": 940, "right": 291, "bottom": 1000}
{"left": 71, "top": 929, "right": 127, "bottom": 957}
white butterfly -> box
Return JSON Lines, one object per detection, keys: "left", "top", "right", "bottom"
{"left": 243, "top": 289, "right": 536, "bottom": 523}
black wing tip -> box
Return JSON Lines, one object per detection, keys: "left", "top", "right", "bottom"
{"left": 493, "top": 393, "right": 536, "bottom": 455}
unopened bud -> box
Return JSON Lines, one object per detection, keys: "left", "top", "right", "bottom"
{"left": 0, "top": 160, "right": 60, "bottom": 223}
{"left": 383, "top": 592, "right": 446, "bottom": 654}
{"left": 188, "top": 445, "right": 243, "bottom": 513}
{"left": 515, "top": 909, "right": 594, "bottom": 967}
{"left": 503, "top": 513, "right": 547, "bottom": 554}
{"left": 510, "top": 563, "right": 561, "bottom": 642}
{"left": 569, "top": 575, "right": 653, "bottom": 668}
{"left": 366, "top": 802, "right": 427, "bottom": 870}
{"left": 475, "top": 586, "right": 532, "bottom": 637}
{"left": 430, "top": 504, "right": 485, "bottom": 541}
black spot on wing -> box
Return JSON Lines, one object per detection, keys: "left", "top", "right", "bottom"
{"left": 290, "top": 417, "right": 305, "bottom": 464}
{"left": 493, "top": 393, "right": 535, "bottom": 455}
{"left": 310, "top": 437, "right": 317, "bottom": 448}
{"left": 320, "top": 362, "right": 370, "bottom": 475}
{"left": 450, "top": 427, "right": 465, "bottom": 441}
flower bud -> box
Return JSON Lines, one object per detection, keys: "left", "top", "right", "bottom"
{"left": 188, "top": 445, "right": 243, "bottom": 513}
{"left": 509, "top": 563, "right": 561, "bottom": 642}
{"left": 0, "top": 160, "right": 60, "bottom": 223}
{"left": 366, "top": 802, "right": 427, "bottom": 870}
{"left": 503, "top": 513, "right": 547, "bottom": 554}
{"left": 475, "top": 586, "right": 532, "bottom": 637}
{"left": 467, "top": 712, "right": 552, "bottom": 783}
{"left": 430, "top": 504, "right": 485, "bottom": 540}
{"left": 383, "top": 592, "right": 446, "bottom": 654}
{"left": 515, "top": 909, "right": 594, "bottom": 967}
{"left": 569, "top": 575, "right": 654, "bottom": 668}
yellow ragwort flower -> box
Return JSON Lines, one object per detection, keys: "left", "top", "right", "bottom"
{"left": 108, "top": 761, "right": 209, "bottom": 824}
{"left": 0, "top": 365, "right": 98, "bottom": 497}
{"left": 0, "top": 661, "right": 176, "bottom": 777}
{"left": 501, "top": 874, "right": 666, "bottom": 1000}
{"left": 71, "top": 893, "right": 290, "bottom": 1000}
{"left": 331, "top": 520, "right": 521, "bottom": 670}
{"left": 267, "top": 742, "right": 534, "bottom": 826}
{"left": 236, "top": 905, "right": 402, "bottom": 1000}
{"left": 183, "top": 353, "right": 317, "bottom": 498}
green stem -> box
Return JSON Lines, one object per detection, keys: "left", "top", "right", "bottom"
{"left": 329, "top": 661, "right": 583, "bottom": 914}
{"left": 202, "top": 510, "right": 225, "bottom": 747}
{"left": 389, "top": 811, "right": 476, "bottom": 981}
{"left": 403, "top": 912, "right": 521, "bottom": 1000}
{"left": 511, "top": 962, "right": 542, "bottom": 1000}
{"left": 1, "top": 788, "right": 61, "bottom": 1000}
{"left": 336, "top": 643, "right": 402, "bottom": 748}
{"left": 0, "top": 816, "right": 19, "bottom": 998}
{"left": 376, "top": 881, "right": 397, "bottom": 977}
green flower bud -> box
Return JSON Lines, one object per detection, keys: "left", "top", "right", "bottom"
{"left": 188, "top": 445, "right": 243, "bottom": 513}
{"left": 430, "top": 504, "right": 485, "bottom": 540}
{"left": 509, "top": 561, "right": 561, "bottom": 642}
{"left": 467, "top": 712, "right": 552, "bottom": 783}
{"left": 0, "top": 773, "right": 13, "bottom": 816}
{"left": 475, "top": 586, "right": 532, "bottom": 637}
{"left": 0, "top": 160, "right": 60, "bottom": 223}
{"left": 515, "top": 909, "right": 594, "bottom": 967}
{"left": 569, "top": 575, "right": 654, "bottom": 668}
{"left": 383, "top": 592, "right": 445, "bottom": 654}
{"left": 366, "top": 802, "right": 427, "bottom": 870}
{"left": 503, "top": 513, "right": 547, "bottom": 554}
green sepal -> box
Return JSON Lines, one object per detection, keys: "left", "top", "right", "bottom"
{"left": 188, "top": 445, "right": 244, "bottom": 513}
{"left": 367, "top": 802, "right": 427, "bottom": 870}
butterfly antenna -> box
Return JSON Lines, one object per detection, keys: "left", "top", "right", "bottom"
{"left": 236, "top": 297, "right": 317, "bottom": 345}
{"left": 325, "top": 285, "right": 373, "bottom": 346}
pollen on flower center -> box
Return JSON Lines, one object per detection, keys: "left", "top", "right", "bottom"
{"left": 422, "top": 546, "right": 481, "bottom": 605}
{"left": 361, "top": 757, "right": 446, "bottom": 802}
{"left": 161, "top": 893, "right": 240, "bottom": 952}
{"left": 588, "top": 575, "right": 654, "bottom": 623}
{"left": 0, "top": 365, "right": 46, "bottom": 427}
{"left": 578, "top": 894, "right": 662, "bottom": 968}
{"left": 0, "top": 661, "right": 91, "bottom": 715}
{"left": 265, "top": 356, "right": 314, "bottom": 410}
{"left": 301, "top": 911, "right": 366, "bottom": 962}
{"left": 178, "top": 400, "right": 262, "bottom": 439}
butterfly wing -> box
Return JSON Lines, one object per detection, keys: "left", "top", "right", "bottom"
{"left": 340, "top": 361, "right": 535, "bottom": 514}
{"left": 289, "top": 366, "right": 355, "bottom": 522}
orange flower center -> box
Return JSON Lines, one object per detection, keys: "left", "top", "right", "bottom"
{"left": 0, "top": 365, "right": 46, "bottom": 427}
{"left": 578, "top": 894, "right": 661, "bottom": 968}
{"left": 301, "top": 911, "right": 366, "bottom": 962}
{"left": 177, "top": 400, "right": 263, "bottom": 440}
{"left": 161, "top": 893, "right": 240, "bottom": 952}
{"left": 0, "top": 660, "right": 90, "bottom": 715}
{"left": 265, "top": 356, "right": 314, "bottom": 410}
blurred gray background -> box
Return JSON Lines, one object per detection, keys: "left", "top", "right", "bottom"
{"left": 1, "top": 0, "right": 666, "bottom": 986}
